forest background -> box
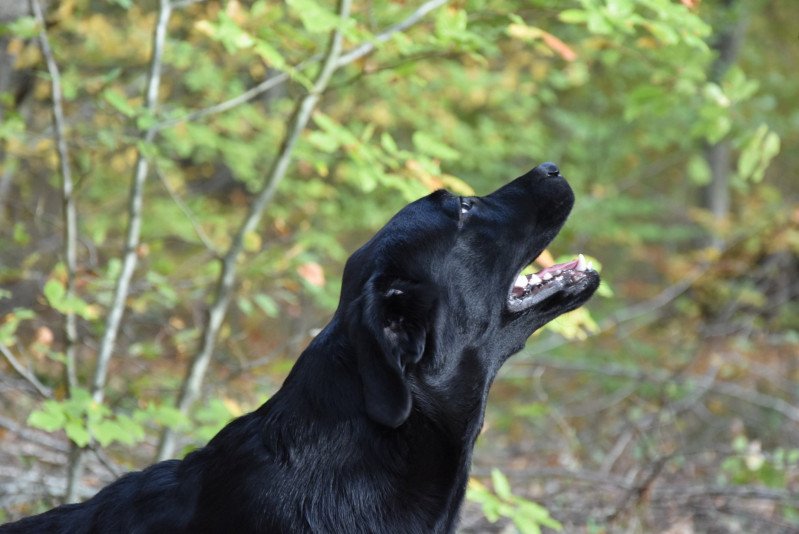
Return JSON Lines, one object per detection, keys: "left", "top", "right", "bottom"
{"left": 0, "top": 0, "right": 797, "bottom": 532}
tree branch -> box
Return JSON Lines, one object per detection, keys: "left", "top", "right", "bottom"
{"left": 29, "top": 0, "right": 79, "bottom": 394}
{"left": 153, "top": 0, "right": 450, "bottom": 131}
{"left": 156, "top": 0, "right": 353, "bottom": 462}
{"left": 0, "top": 342, "right": 52, "bottom": 399}
{"left": 63, "top": 0, "right": 173, "bottom": 503}
{"left": 511, "top": 357, "right": 799, "bottom": 424}
{"left": 90, "top": 0, "right": 172, "bottom": 406}
{"left": 334, "top": 0, "right": 448, "bottom": 67}
{"left": 154, "top": 168, "right": 219, "bottom": 255}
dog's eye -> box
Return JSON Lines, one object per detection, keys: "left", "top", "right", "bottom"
{"left": 459, "top": 198, "right": 474, "bottom": 214}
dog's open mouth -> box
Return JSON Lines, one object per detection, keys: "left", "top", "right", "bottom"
{"left": 507, "top": 254, "right": 596, "bottom": 313}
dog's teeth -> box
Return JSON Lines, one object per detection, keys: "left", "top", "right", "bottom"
{"left": 529, "top": 274, "right": 542, "bottom": 286}
{"left": 587, "top": 261, "right": 594, "bottom": 271}
{"left": 541, "top": 272, "right": 553, "bottom": 281}
{"left": 514, "top": 274, "right": 528, "bottom": 289}
{"left": 576, "top": 254, "right": 587, "bottom": 271}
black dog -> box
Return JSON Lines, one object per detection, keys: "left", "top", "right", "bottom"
{"left": 2, "top": 162, "right": 599, "bottom": 533}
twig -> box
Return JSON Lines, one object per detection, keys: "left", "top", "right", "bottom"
{"left": 172, "top": 0, "right": 205, "bottom": 7}
{"left": 0, "top": 343, "right": 52, "bottom": 398}
{"left": 63, "top": 0, "right": 174, "bottom": 503}
{"left": 153, "top": 0, "right": 450, "bottom": 131}
{"left": 29, "top": 0, "right": 80, "bottom": 394}
{"left": 655, "top": 484, "right": 798, "bottom": 502}
{"left": 334, "top": 0, "right": 448, "bottom": 67}
{"left": 90, "top": 0, "right": 173, "bottom": 405}
{"left": 0, "top": 414, "right": 67, "bottom": 452}
{"left": 510, "top": 357, "right": 799, "bottom": 424}
{"left": 156, "top": 0, "right": 353, "bottom": 462}
{"left": 606, "top": 454, "right": 670, "bottom": 521}
{"left": 154, "top": 168, "right": 219, "bottom": 255}
{"left": 471, "top": 466, "right": 633, "bottom": 489}
{"left": 474, "top": 467, "right": 799, "bottom": 504}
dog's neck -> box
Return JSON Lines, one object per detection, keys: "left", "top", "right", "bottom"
{"left": 255, "top": 316, "right": 490, "bottom": 532}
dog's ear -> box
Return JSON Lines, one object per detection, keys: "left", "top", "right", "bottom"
{"left": 348, "top": 276, "right": 434, "bottom": 428}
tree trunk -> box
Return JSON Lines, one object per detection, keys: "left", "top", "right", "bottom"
{"left": 703, "top": 0, "right": 747, "bottom": 250}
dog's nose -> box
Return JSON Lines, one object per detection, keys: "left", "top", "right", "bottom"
{"left": 537, "top": 162, "right": 560, "bottom": 177}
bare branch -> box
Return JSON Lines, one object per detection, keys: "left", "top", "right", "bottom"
{"left": 29, "top": 0, "right": 79, "bottom": 394}
{"left": 172, "top": 0, "right": 205, "bottom": 8}
{"left": 334, "top": 0, "right": 449, "bottom": 67}
{"left": 511, "top": 357, "right": 799, "bottom": 424}
{"left": 0, "top": 343, "right": 52, "bottom": 398}
{"left": 61, "top": 0, "right": 174, "bottom": 503}
{"left": 154, "top": 0, "right": 450, "bottom": 131}
{"left": 654, "top": 484, "right": 798, "bottom": 502}
{"left": 474, "top": 466, "right": 799, "bottom": 503}
{"left": 156, "top": 0, "right": 352, "bottom": 462}
{"left": 0, "top": 414, "right": 68, "bottom": 453}
{"left": 90, "top": 0, "right": 173, "bottom": 405}
{"left": 154, "top": 168, "right": 219, "bottom": 255}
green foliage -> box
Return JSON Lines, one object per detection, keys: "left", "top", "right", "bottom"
{"left": 28, "top": 388, "right": 146, "bottom": 447}
{"left": 737, "top": 124, "right": 780, "bottom": 185}
{"left": 467, "top": 469, "right": 562, "bottom": 534}
{"left": 721, "top": 435, "right": 799, "bottom": 489}
{"left": 1, "top": 16, "right": 39, "bottom": 39}
{"left": 0, "top": 308, "right": 35, "bottom": 345}
{"left": 43, "top": 278, "right": 98, "bottom": 321}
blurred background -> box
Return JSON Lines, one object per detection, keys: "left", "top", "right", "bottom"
{"left": 0, "top": 0, "right": 797, "bottom": 531}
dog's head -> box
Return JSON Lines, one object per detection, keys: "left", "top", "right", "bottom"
{"left": 340, "top": 163, "right": 600, "bottom": 428}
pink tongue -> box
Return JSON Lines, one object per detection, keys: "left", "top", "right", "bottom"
{"left": 538, "top": 258, "right": 578, "bottom": 276}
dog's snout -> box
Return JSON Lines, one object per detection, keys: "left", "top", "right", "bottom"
{"left": 538, "top": 162, "right": 560, "bottom": 177}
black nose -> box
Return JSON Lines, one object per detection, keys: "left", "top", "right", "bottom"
{"left": 538, "top": 162, "right": 560, "bottom": 177}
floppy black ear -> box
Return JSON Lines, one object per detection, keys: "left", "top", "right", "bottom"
{"left": 348, "top": 276, "right": 434, "bottom": 428}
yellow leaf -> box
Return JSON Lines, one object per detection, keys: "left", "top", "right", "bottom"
{"left": 243, "top": 231, "right": 262, "bottom": 253}
{"left": 222, "top": 397, "right": 244, "bottom": 417}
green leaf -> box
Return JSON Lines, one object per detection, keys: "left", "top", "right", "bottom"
{"left": 43, "top": 279, "right": 66, "bottom": 305}
{"left": 137, "top": 140, "right": 159, "bottom": 160}
{"left": 491, "top": 468, "right": 513, "bottom": 501}
{"left": 43, "top": 279, "right": 98, "bottom": 320}
{"left": 380, "top": 133, "right": 400, "bottom": 156}
{"left": 28, "top": 403, "right": 67, "bottom": 432}
{"left": 253, "top": 294, "right": 279, "bottom": 318}
{"left": 0, "top": 308, "right": 34, "bottom": 345}
{"left": 93, "top": 415, "right": 145, "bottom": 447}
{"left": 307, "top": 131, "right": 340, "bottom": 154}
{"left": 102, "top": 88, "right": 136, "bottom": 117}
{"left": 737, "top": 125, "right": 781, "bottom": 184}
{"left": 287, "top": 0, "right": 340, "bottom": 34}
{"left": 688, "top": 154, "right": 711, "bottom": 186}
{"left": 559, "top": 9, "right": 588, "bottom": 24}
{"left": 109, "top": 0, "right": 133, "bottom": 8}
{"left": 254, "top": 41, "right": 287, "bottom": 71}
{"left": 64, "top": 420, "right": 91, "bottom": 447}
{"left": 2, "top": 16, "right": 39, "bottom": 39}
{"left": 313, "top": 112, "right": 359, "bottom": 147}
{"left": 237, "top": 296, "right": 254, "bottom": 316}
{"left": 412, "top": 132, "right": 459, "bottom": 161}
{"left": 134, "top": 403, "right": 189, "bottom": 429}
{"left": 13, "top": 222, "right": 30, "bottom": 245}
{"left": 435, "top": 7, "right": 468, "bottom": 40}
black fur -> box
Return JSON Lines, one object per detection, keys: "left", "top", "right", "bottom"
{"left": 2, "top": 163, "right": 599, "bottom": 533}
